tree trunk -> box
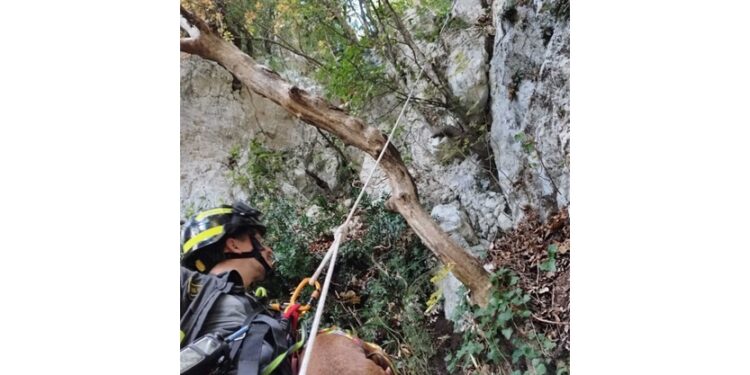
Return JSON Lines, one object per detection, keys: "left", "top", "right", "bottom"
{"left": 180, "top": 7, "right": 491, "bottom": 306}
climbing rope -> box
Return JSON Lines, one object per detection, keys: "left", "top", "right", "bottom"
{"left": 298, "top": 2, "right": 458, "bottom": 375}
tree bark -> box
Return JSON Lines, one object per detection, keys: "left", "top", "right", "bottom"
{"left": 180, "top": 7, "right": 491, "bottom": 306}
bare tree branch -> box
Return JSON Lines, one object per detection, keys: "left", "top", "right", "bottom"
{"left": 251, "top": 37, "right": 324, "bottom": 67}
{"left": 180, "top": 15, "right": 200, "bottom": 38}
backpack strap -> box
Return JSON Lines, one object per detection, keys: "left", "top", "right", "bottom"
{"left": 255, "top": 315, "right": 289, "bottom": 354}
{"left": 237, "top": 323, "right": 271, "bottom": 375}
{"left": 227, "top": 302, "right": 293, "bottom": 374}
{"left": 227, "top": 303, "right": 264, "bottom": 363}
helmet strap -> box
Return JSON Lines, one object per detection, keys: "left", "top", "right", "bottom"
{"left": 223, "top": 237, "right": 274, "bottom": 278}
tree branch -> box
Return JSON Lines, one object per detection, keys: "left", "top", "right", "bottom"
{"left": 180, "top": 15, "right": 200, "bottom": 38}
{"left": 251, "top": 37, "right": 324, "bottom": 67}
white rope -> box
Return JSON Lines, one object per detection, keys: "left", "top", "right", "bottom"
{"left": 298, "top": 3, "right": 457, "bottom": 374}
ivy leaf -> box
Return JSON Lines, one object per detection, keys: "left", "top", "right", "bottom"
{"left": 512, "top": 349, "right": 524, "bottom": 364}
{"left": 535, "top": 363, "right": 548, "bottom": 375}
{"left": 498, "top": 311, "right": 513, "bottom": 324}
{"left": 502, "top": 327, "right": 513, "bottom": 339}
{"left": 539, "top": 258, "right": 557, "bottom": 272}
{"left": 488, "top": 347, "right": 502, "bottom": 362}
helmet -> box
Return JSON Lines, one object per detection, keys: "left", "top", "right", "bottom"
{"left": 181, "top": 202, "right": 267, "bottom": 272}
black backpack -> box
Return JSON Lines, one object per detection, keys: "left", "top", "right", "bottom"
{"left": 180, "top": 267, "right": 293, "bottom": 375}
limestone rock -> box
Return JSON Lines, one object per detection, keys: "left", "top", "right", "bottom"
{"left": 438, "top": 272, "right": 464, "bottom": 321}
{"left": 489, "top": 0, "right": 570, "bottom": 223}
{"left": 453, "top": 0, "right": 485, "bottom": 25}
{"left": 305, "top": 205, "right": 322, "bottom": 220}
{"left": 431, "top": 202, "right": 479, "bottom": 246}
{"left": 444, "top": 28, "right": 489, "bottom": 117}
{"left": 180, "top": 54, "right": 343, "bottom": 217}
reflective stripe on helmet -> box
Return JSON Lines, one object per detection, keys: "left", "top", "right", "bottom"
{"left": 182, "top": 225, "right": 225, "bottom": 253}
{"left": 195, "top": 207, "right": 233, "bottom": 220}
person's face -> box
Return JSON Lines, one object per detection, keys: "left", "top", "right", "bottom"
{"left": 252, "top": 232, "right": 275, "bottom": 270}
{"left": 226, "top": 232, "right": 275, "bottom": 277}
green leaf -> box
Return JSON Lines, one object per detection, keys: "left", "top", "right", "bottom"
{"left": 498, "top": 311, "right": 513, "bottom": 324}
{"left": 542, "top": 336, "right": 555, "bottom": 351}
{"left": 488, "top": 347, "right": 501, "bottom": 362}
{"left": 502, "top": 327, "right": 513, "bottom": 339}
{"left": 539, "top": 258, "right": 557, "bottom": 272}
{"left": 535, "top": 363, "right": 548, "bottom": 375}
{"left": 512, "top": 349, "right": 524, "bottom": 364}
{"left": 555, "top": 361, "right": 570, "bottom": 375}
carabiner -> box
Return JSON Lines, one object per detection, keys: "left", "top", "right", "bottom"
{"left": 287, "top": 277, "right": 321, "bottom": 313}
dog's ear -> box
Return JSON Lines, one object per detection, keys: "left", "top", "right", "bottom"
{"left": 363, "top": 345, "right": 393, "bottom": 372}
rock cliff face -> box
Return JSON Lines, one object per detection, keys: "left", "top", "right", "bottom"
{"left": 180, "top": 0, "right": 569, "bottom": 320}
{"left": 489, "top": 0, "right": 570, "bottom": 224}
{"left": 180, "top": 54, "right": 339, "bottom": 216}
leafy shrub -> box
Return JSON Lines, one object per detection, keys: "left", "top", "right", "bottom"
{"left": 447, "top": 269, "right": 568, "bottom": 375}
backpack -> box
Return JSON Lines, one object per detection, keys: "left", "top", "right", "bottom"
{"left": 180, "top": 267, "right": 293, "bottom": 375}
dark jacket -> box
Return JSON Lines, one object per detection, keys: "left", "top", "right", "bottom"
{"left": 181, "top": 267, "right": 292, "bottom": 375}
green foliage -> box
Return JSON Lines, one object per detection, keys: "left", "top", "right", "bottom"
{"left": 184, "top": 0, "right": 459, "bottom": 114}
{"left": 538, "top": 244, "right": 558, "bottom": 273}
{"left": 514, "top": 132, "right": 536, "bottom": 154}
{"left": 250, "top": 192, "right": 439, "bottom": 374}
{"left": 313, "top": 40, "right": 388, "bottom": 111}
{"left": 230, "top": 138, "right": 286, "bottom": 197}
{"left": 420, "top": 0, "right": 453, "bottom": 20}
{"left": 453, "top": 51, "right": 469, "bottom": 73}
{"left": 447, "top": 268, "right": 567, "bottom": 374}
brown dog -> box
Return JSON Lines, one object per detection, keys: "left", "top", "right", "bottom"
{"left": 301, "top": 332, "right": 393, "bottom": 375}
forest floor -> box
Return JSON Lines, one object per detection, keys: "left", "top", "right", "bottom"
{"left": 489, "top": 207, "right": 571, "bottom": 362}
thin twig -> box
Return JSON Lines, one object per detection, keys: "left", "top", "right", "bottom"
{"left": 251, "top": 37, "right": 324, "bottom": 67}
{"left": 336, "top": 299, "right": 364, "bottom": 327}
{"left": 531, "top": 314, "right": 567, "bottom": 326}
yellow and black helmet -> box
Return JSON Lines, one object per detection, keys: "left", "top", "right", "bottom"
{"left": 180, "top": 202, "right": 266, "bottom": 272}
